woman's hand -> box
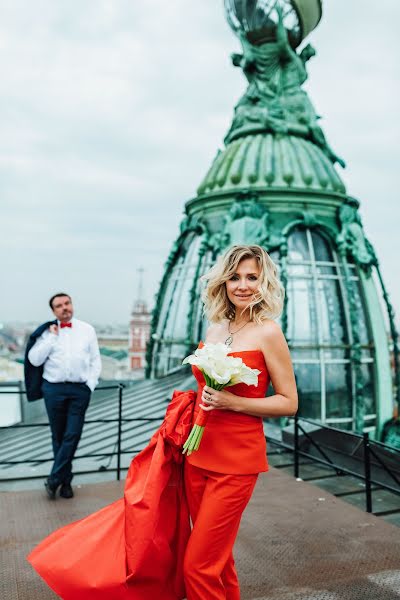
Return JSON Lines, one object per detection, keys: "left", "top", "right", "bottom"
{"left": 200, "top": 386, "right": 240, "bottom": 412}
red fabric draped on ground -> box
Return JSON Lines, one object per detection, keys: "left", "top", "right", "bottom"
{"left": 27, "top": 389, "right": 196, "bottom": 600}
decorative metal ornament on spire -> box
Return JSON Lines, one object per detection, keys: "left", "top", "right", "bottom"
{"left": 225, "top": 0, "right": 322, "bottom": 47}
{"left": 221, "top": 0, "right": 345, "bottom": 168}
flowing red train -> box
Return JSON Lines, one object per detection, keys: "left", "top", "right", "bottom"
{"left": 27, "top": 389, "right": 196, "bottom": 600}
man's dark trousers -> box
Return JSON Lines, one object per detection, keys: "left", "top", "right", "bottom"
{"left": 42, "top": 380, "right": 91, "bottom": 487}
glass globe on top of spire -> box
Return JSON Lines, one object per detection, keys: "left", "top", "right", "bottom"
{"left": 225, "top": 0, "right": 322, "bottom": 47}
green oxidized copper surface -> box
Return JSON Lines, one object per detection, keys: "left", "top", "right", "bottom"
{"left": 225, "top": 7, "right": 344, "bottom": 159}
{"left": 291, "top": 0, "right": 322, "bottom": 41}
{"left": 198, "top": 7, "right": 345, "bottom": 198}
{"left": 148, "top": 1, "right": 400, "bottom": 443}
{"left": 197, "top": 134, "right": 346, "bottom": 196}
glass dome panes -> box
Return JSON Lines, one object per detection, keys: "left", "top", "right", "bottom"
{"left": 225, "top": 0, "right": 301, "bottom": 45}
{"left": 371, "top": 267, "right": 391, "bottom": 336}
{"left": 288, "top": 262, "right": 312, "bottom": 277}
{"left": 325, "top": 362, "right": 352, "bottom": 419}
{"left": 323, "top": 348, "right": 348, "bottom": 360}
{"left": 156, "top": 256, "right": 185, "bottom": 340}
{"left": 311, "top": 230, "right": 333, "bottom": 262}
{"left": 287, "top": 277, "right": 319, "bottom": 345}
{"left": 191, "top": 250, "right": 214, "bottom": 342}
{"left": 285, "top": 227, "right": 375, "bottom": 432}
{"left": 345, "top": 272, "right": 372, "bottom": 346}
{"left": 158, "top": 235, "right": 201, "bottom": 340}
{"left": 288, "top": 229, "right": 311, "bottom": 261}
{"left": 293, "top": 362, "right": 321, "bottom": 420}
{"left": 360, "top": 362, "right": 376, "bottom": 416}
{"left": 153, "top": 235, "right": 203, "bottom": 376}
{"left": 151, "top": 225, "right": 377, "bottom": 433}
{"left": 317, "top": 265, "right": 336, "bottom": 276}
{"left": 317, "top": 278, "right": 347, "bottom": 345}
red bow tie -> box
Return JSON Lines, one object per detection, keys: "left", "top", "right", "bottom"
{"left": 60, "top": 322, "right": 72, "bottom": 328}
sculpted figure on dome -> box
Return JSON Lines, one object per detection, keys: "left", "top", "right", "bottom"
{"left": 225, "top": 6, "right": 345, "bottom": 168}
{"left": 179, "top": 213, "right": 205, "bottom": 236}
{"left": 206, "top": 227, "right": 230, "bottom": 254}
{"left": 336, "top": 200, "right": 376, "bottom": 269}
{"left": 219, "top": 196, "right": 271, "bottom": 248}
{"left": 274, "top": 6, "right": 317, "bottom": 95}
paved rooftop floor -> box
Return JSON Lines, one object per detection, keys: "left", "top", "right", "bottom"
{"left": 1, "top": 466, "right": 400, "bottom": 600}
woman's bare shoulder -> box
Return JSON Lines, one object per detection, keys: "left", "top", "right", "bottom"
{"left": 257, "top": 319, "right": 286, "bottom": 349}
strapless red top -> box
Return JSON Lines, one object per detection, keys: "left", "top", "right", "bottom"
{"left": 186, "top": 343, "right": 270, "bottom": 475}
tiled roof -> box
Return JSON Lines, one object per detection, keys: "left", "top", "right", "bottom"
{"left": 0, "top": 369, "right": 196, "bottom": 484}
{"left": 99, "top": 347, "right": 128, "bottom": 360}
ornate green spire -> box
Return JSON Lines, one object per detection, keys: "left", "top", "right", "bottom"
{"left": 225, "top": 5, "right": 343, "bottom": 169}
{"left": 198, "top": 3, "right": 344, "bottom": 198}
{"left": 148, "top": 1, "right": 399, "bottom": 444}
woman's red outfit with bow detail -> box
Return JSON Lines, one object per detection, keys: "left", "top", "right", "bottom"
{"left": 28, "top": 346, "right": 270, "bottom": 600}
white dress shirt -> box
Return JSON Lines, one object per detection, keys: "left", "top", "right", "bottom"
{"left": 28, "top": 318, "right": 102, "bottom": 391}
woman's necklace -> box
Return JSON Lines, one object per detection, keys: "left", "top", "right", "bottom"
{"left": 224, "top": 320, "right": 250, "bottom": 347}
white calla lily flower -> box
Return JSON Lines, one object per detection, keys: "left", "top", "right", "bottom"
{"left": 182, "top": 342, "right": 262, "bottom": 455}
{"left": 182, "top": 343, "right": 260, "bottom": 388}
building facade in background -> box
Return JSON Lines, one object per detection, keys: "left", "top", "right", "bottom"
{"left": 129, "top": 299, "right": 151, "bottom": 371}
{"left": 146, "top": 0, "right": 399, "bottom": 440}
{"left": 95, "top": 271, "right": 151, "bottom": 378}
{"left": 129, "top": 269, "right": 151, "bottom": 372}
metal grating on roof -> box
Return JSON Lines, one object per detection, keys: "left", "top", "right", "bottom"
{"left": 2, "top": 468, "right": 400, "bottom": 599}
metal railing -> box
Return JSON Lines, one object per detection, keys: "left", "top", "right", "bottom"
{"left": 0, "top": 385, "right": 164, "bottom": 482}
{"left": 1, "top": 388, "right": 400, "bottom": 515}
{"left": 270, "top": 414, "right": 400, "bottom": 513}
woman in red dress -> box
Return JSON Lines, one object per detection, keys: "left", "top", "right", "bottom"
{"left": 182, "top": 244, "right": 298, "bottom": 599}
{"left": 27, "top": 244, "right": 297, "bottom": 600}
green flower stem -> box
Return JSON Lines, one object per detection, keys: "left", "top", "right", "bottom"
{"left": 182, "top": 374, "right": 228, "bottom": 455}
{"left": 203, "top": 373, "right": 226, "bottom": 391}
{"left": 183, "top": 424, "right": 205, "bottom": 455}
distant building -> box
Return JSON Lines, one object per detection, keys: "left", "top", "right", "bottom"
{"left": 98, "top": 348, "right": 129, "bottom": 380}
{"left": 97, "top": 332, "right": 129, "bottom": 350}
{"left": 129, "top": 269, "right": 151, "bottom": 372}
{"left": 0, "top": 357, "right": 24, "bottom": 381}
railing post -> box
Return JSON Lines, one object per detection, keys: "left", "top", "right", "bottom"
{"left": 117, "top": 384, "right": 123, "bottom": 481}
{"left": 363, "top": 432, "right": 372, "bottom": 513}
{"left": 294, "top": 414, "right": 299, "bottom": 479}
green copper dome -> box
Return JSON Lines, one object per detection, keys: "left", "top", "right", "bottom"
{"left": 198, "top": 133, "right": 346, "bottom": 196}
{"left": 147, "top": 1, "right": 399, "bottom": 443}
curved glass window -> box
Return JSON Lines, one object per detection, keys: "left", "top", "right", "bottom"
{"left": 283, "top": 227, "right": 375, "bottom": 431}
{"left": 153, "top": 235, "right": 203, "bottom": 376}
{"left": 190, "top": 250, "right": 214, "bottom": 343}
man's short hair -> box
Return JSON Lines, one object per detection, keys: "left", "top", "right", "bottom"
{"left": 49, "top": 293, "right": 71, "bottom": 310}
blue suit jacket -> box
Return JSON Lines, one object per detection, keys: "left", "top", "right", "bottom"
{"left": 24, "top": 320, "right": 57, "bottom": 402}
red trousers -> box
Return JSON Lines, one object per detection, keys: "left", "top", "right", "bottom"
{"left": 183, "top": 461, "right": 258, "bottom": 600}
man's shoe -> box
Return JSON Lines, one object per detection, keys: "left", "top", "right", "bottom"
{"left": 44, "top": 478, "right": 59, "bottom": 500}
{"left": 59, "top": 483, "right": 74, "bottom": 499}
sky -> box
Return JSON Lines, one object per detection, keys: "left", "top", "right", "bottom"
{"left": 0, "top": 0, "right": 399, "bottom": 326}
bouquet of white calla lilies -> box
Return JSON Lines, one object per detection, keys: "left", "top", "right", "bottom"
{"left": 182, "top": 343, "right": 261, "bottom": 454}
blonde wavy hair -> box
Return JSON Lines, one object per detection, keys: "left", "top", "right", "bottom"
{"left": 202, "top": 245, "right": 284, "bottom": 324}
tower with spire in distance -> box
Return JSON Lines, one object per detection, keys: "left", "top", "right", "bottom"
{"left": 129, "top": 268, "right": 151, "bottom": 372}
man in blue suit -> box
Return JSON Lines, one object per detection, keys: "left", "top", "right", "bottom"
{"left": 25, "top": 293, "right": 101, "bottom": 500}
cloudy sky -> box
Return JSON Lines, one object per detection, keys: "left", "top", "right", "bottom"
{"left": 0, "top": 0, "right": 399, "bottom": 326}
